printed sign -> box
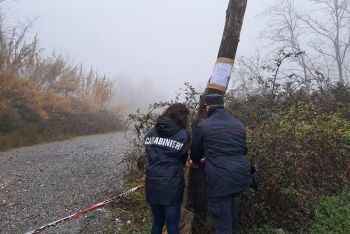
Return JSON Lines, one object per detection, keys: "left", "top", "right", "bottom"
{"left": 208, "top": 63, "right": 232, "bottom": 88}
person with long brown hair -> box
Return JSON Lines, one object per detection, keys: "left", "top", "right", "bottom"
{"left": 144, "top": 103, "right": 190, "bottom": 234}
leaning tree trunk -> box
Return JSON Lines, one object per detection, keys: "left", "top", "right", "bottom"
{"left": 187, "top": 1, "right": 248, "bottom": 233}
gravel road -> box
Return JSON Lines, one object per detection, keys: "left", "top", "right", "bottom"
{"left": 0, "top": 132, "right": 132, "bottom": 234}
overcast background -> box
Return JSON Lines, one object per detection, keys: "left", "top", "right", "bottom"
{"left": 2, "top": 0, "right": 275, "bottom": 108}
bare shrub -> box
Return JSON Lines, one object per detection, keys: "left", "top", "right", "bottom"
{"left": 0, "top": 9, "right": 123, "bottom": 150}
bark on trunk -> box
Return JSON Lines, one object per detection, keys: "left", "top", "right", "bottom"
{"left": 187, "top": 1, "right": 248, "bottom": 233}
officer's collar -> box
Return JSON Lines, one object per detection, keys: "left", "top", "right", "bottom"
{"left": 207, "top": 106, "right": 225, "bottom": 117}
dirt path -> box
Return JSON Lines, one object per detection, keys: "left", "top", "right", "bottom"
{"left": 0, "top": 132, "right": 132, "bottom": 234}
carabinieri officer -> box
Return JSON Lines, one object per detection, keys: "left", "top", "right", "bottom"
{"left": 144, "top": 103, "right": 190, "bottom": 234}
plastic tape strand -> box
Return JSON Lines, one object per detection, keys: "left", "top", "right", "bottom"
{"left": 25, "top": 184, "right": 145, "bottom": 234}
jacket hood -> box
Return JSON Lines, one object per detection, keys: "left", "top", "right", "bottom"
{"left": 155, "top": 116, "right": 182, "bottom": 137}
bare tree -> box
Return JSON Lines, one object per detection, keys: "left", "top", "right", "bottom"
{"left": 231, "top": 50, "right": 265, "bottom": 95}
{"left": 300, "top": 0, "right": 350, "bottom": 85}
{"left": 345, "top": 62, "right": 350, "bottom": 85}
{"left": 261, "top": 0, "right": 316, "bottom": 89}
{"left": 260, "top": 0, "right": 350, "bottom": 86}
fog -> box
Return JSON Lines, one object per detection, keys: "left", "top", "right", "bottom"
{"left": 3, "top": 0, "right": 275, "bottom": 110}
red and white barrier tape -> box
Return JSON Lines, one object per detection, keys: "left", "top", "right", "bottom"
{"left": 25, "top": 184, "right": 145, "bottom": 234}
{"left": 25, "top": 158, "right": 205, "bottom": 234}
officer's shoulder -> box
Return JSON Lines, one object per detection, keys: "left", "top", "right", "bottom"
{"left": 144, "top": 127, "right": 156, "bottom": 138}
{"left": 194, "top": 120, "right": 211, "bottom": 134}
{"left": 197, "top": 117, "right": 211, "bottom": 127}
{"left": 177, "top": 128, "right": 189, "bottom": 136}
{"left": 195, "top": 122, "right": 205, "bottom": 131}
{"left": 228, "top": 115, "right": 246, "bottom": 129}
{"left": 175, "top": 128, "right": 190, "bottom": 141}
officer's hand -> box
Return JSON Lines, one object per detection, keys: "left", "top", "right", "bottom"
{"left": 186, "top": 160, "right": 197, "bottom": 167}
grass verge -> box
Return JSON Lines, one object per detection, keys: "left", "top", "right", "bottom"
{"left": 104, "top": 169, "right": 152, "bottom": 234}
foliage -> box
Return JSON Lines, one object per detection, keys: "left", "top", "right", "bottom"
{"left": 308, "top": 192, "right": 350, "bottom": 234}
{"left": 228, "top": 50, "right": 350, "bottom": 232}
{"left": 126, "top": 82, "right": 200, "bottom": 169}
{"left": 237, "top": 224, "right": 280, "bottom": 234}
{"left": 125, "top": 49, "right": 350, "bottom": 233}
{"left": 0, "top": 74, "right": 123, "bottom": 150}
{"left": 235, "top": 101, "right": 350, "bottom": 231}
{"left": 107, "top": 190, "right": 152, "bottom": 234}
{"left": 104, "top": 173, "right": 152, "bottom": 234}
{"left": 0, "top": 11, "right": 123, "bottom": 150}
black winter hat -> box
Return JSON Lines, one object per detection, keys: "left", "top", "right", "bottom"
{"left": 205, "top": 94, "right": 224, "bottom": 106}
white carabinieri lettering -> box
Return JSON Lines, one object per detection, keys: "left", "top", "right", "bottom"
{"left": 144, "top": 137, "right": 184, "bottom": 150}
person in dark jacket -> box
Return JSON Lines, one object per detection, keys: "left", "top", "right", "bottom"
{"left": 191, "top": 94, "right": 252, "bottom": 234}
{"left": 144, "top": 103, "right": 190, "bottom": 234}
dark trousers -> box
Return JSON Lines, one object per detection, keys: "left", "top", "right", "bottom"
{"left": 149, "top": 204, "right": 181, "bottom": 234}
{"left": 208, "top": 194, "right": 238, "bottom": 234}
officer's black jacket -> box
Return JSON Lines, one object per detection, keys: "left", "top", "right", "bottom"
{"left": 144, "top": 116, "right": 190, "bottom": 206}
{"left": 191, "top": 107, "right": 252, "bottom": 198}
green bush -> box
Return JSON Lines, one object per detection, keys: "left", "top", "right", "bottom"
{"left": 309, "top": 193, "right": 350, "bottom": 234}
{"left": 232, "top": 99, "right": 350, "bottom": 232}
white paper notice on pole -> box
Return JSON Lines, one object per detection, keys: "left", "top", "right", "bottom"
{"left": 209, "top": 63, "right": 233, "bottom": 87}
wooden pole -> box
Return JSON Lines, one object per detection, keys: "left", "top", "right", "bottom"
{"left": 187, "top": 1, "right": 248, "bottom": 233}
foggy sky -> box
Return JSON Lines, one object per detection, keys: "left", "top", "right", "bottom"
{"left": 3, "top": 0, "right": 275, "bottom": 104}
